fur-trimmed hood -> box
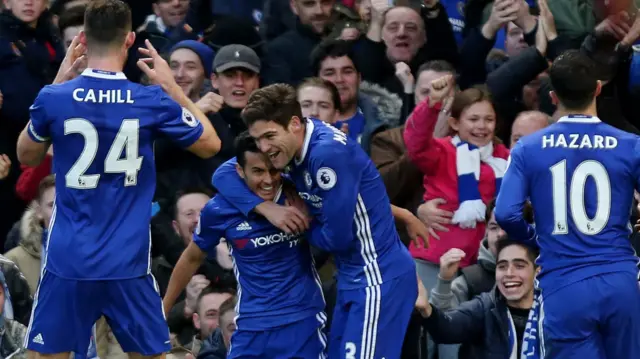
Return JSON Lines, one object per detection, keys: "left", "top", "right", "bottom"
{"left": 18, "top": 206, "right": 42, "bottom": 259}
{"left": 359, "top": 81, "right": 403, "bottom": 128}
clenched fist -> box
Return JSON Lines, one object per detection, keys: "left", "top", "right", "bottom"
{"left": 428, "top": 74, "right": 455, "bottom": 105}
{"left": 0, "top": 154, "right": 10, "bottom": 180}
{"left": 196, "top": 92, "right": 224, "bottom": 114}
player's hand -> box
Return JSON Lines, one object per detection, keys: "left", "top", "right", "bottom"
{"left": 0, "top": 154, "right": 11, "bottom": 180}
{"left": 403, "top": 211, "right": 430, "bottom": 248}
{"left": 284, "top": 186, "right": 310, "bottom": 219}
{"left": 54, "top": 35, "right": 87, "bottom": 84}
{"left": 428, "top": 75, "right": 455, "bottom": 105}
{"left": 439, "top": 248, "right": 465, "bottom": 281}
{"left": 195, "top": 92, "right": 224, "bottom": 114}
{"left": 417, "top": 198, "right": 453, "bottom": 240}
{"left": 415, "top": 276, "right": 431, "bottom": 318}
{"left": 184, "top": 274, "right": 210, "bottom": 315}
{"left": 395, "top": 62, "right": 415, "bottom": 93}
{"left": 340, "top": 123, "right": 349, "bottom": 135}
{"left": 137, "top": 39, "right": 181, "bottom": 95}
{"left": 259, "top": 201, "right": 310, "bottom": 234}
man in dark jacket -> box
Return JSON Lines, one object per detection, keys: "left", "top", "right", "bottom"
{"left": 421, "top": 239, "right": 540, "bottom": 359}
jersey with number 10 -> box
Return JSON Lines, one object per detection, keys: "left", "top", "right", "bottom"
{"left": 27, "top": 69, "right": 204, "bottom": 280}
{"left": 495, "top": 115, "right": 640, "bottom": 296}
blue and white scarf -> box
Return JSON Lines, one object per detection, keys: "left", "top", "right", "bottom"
{"left": 507, "top": 288, "right": 543, "bottom": 359}
{"left": 451, "top": 135, "right": 508, "bottom": 228}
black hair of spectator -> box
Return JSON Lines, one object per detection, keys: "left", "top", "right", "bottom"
{"left": 169, "top": 187, "right": 214, "bottom": 220}
{"left": 549, "top": 50, "right": 599, "bottom": 111}
{"left": 486, "top": 198, "right": 534, "bottom": 224}
{"left": 84, "top": 0, "right": 131, "bottom": 48}
{"left": 310, "top": 39, "right": 360, "bottom": 76}
{"left": 58, "top": 4, "right": 86, "bottom": 35}
{"left": 37, "top": 175, "right": 56, "bottom": 202}
{"left": 218, "top": 296, "right": 237, "bottom": 322}
{"left": 50, "top": 0, "right": 79, "bottom": 16}
{"left": 242, "top": 84, "right": 302, "bottom": 129}
{"left": 417, "top": 60, "right": 456, "bottom": 76}
{"left": 495, "top": 238, "right": 539, "bottom": 264}
{"left": 196, "top": 285, "right": 237, "bottom": 313}
{"left": 297, "top": 77, "right": 342, "bottom": 113}
{"left": 234, "top": 131, "right": 263, "bottom": 169}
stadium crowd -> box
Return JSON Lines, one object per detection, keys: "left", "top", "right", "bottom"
{"left": 1, "top": 0, "right": 640, "bottom": 358}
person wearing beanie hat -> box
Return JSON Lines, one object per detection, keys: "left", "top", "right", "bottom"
{"left": 169, "top": 40, "right": 215, "bottom": 103}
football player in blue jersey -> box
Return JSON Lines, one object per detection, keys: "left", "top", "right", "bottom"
{"left": 211, "top": 84, "right": 428, "bottom": 359}
{"left": 495, "top": 49, "right": 640, "bottom": 359}
{"left": 163, "top": 131, "right": 328, "bottom": 359}
{"left": 15, "top": 1, "right": 221, "bottom": 358}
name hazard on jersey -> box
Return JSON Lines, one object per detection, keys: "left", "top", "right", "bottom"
{"left": 236, "top": 232, "right": 302, "bottom": 249}
{"left": 542, "top": 133, "right": 618, "bottom": 149}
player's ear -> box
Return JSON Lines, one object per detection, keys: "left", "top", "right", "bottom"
{"left": 447, "top": 116, "right": 459, "bottom": 133}
{"left": 549, "top": 90, "right": 559, "bottom": 106}
{"left": 289, "top": 116, "right": 301, "bottom": 132}
{"left": 235, "top": 163, "right": 245, "bottom": 179}
{"left": 124, "top": 32, "right": 136, "bottom": 50}
{"left": 78, "top": 30, "right": 87, "bottom": 46}
{"left": 594, "top": 80, "right": 603, "bottom": 98}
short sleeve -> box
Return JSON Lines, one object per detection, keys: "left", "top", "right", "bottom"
{"left": 192, "top": 201, "right": 227, "bottom": 255}
{"left": 27, "top": 89, "right": 51, "bottom": 143}
{"left": 156, "top": 91, "right": 204, "bottom": 148}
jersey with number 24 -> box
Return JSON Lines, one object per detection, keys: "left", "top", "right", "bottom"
{"left": 27, "top": 69, "right": 204, "bottom": 280}
{"left": 497, "top": 115, "right": 640, "bottom": 297}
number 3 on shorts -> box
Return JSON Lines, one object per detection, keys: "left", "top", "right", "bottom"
{"left": 345, "top": 342, "right": 356, "bottom": 359}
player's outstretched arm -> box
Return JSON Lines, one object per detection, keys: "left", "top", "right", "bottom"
{"left": 17, "top": 91, "right": 51, "bottom": 167}
{"left": 137, "top": 39, "right": 221, "bottom": 158}
{"left": 494, "top": 144, "right": 537, "bottom": 243}
{"left": 163, "top": 241, "right": 206, "bottom": 316}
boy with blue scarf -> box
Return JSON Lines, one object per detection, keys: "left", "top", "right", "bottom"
{"left": 419, "top": 239, "right": 542, "bottom": 359}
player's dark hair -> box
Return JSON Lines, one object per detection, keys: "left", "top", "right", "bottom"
{"left": 196, "top": 286, "right": 237, "bottom": 313}
{"left": 170, "top": 187, "right": 214, "bottom": 219}
{"left": 234, "top": 131, "right": 263, "bottom": 169}
{"left": 486, "top": 198, "right": 534, "bottom": 224}
{"left": 297, "top": 77, "right": 342, "bottom": 112}
{"left": 241, "top": 84, "right": 303, "bottom": 129}
{"left": 37, "top": 175, "right": 56, "bottom": 202}
{"left": 495, "top": 238, "right": 539, "bottom": 265}
{"left": 58, "top": 4, "right": 86, "bottom": 35}
{"left": 84, "top": 0, "right": 132, "bottom": 48}
{"left": 549, "top": 50, "right": 599, "bottom": 111}
{"left": 218, "top": 296, "right": 237, "bottom": 326}
{"left": 417, "top": 60, "right": 456, "bottom": 77}
{"left": 310, "top": 39, "right": 359, "bottom": 76}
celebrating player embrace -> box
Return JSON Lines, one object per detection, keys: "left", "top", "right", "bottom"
{"left": 495, "top": 50, "right": 640, "bottom": 359}
{"left": 16, "top": 1, "right": 220, "bottom": 358}
{"left": 211, "top": 84, "right": 427, "bottom": 359}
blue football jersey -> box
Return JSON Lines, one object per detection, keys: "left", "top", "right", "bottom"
{"left": 27, "top": 69, "right": 204, "bottom": 280}
{"left": 495, "top": 115, "right": 640, "bottom": 296}
{"left": 212, "top": 119, "right": 415, "bottom": 290}
{"left": 193, "top": 185, "right": 325, "bottom": 331}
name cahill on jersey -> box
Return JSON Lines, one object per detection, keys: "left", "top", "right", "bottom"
{"left": 73, "top": 88, "right": 135, "bottom": 104}
{"left": 542, "top": 133, "right": 618, "bottom": 150}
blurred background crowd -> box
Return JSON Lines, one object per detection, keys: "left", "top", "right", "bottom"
{"left": 2, "top": 0, "right": 640, "bottom": 358}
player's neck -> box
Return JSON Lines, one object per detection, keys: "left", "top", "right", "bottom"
{"left": 86, "top": 56, "right": 125, "bottom": 74}
{"left": 555, "top": 103, "right": 598, "bottom": 119}
{"left": 294, "top": 123, "right": 307, "bottom": 160}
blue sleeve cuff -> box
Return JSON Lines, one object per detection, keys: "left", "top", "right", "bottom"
{"left": 27, "top": 122, "right": 48, "bottom": 143}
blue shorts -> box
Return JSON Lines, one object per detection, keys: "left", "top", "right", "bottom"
{"left": 227, "top": 312, "right": 327, "bottom": 359}
{"left": 541, "top": 271, "right": 640, "bottom": 359}
{"left": 25, "top": 270, "right": 170, "bottom": 355}
{"left": 329, "top": 270, "right": 417, "bottom": 359}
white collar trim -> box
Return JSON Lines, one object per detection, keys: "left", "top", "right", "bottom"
{"left": 81, "top": 68, "right": 127, "bottom": 80}
{"left": 557, "top": 115, "right": 601, "bottom": 124}
{"left": 294, "top": 118, "right": 314, "bottom": 166}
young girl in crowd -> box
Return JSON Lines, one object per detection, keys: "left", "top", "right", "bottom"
{"left": 296, "top": 77, "right": 341, "bottom": 126}
{"left": 403, "top": 75, "right": 510, "bottom": 287}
